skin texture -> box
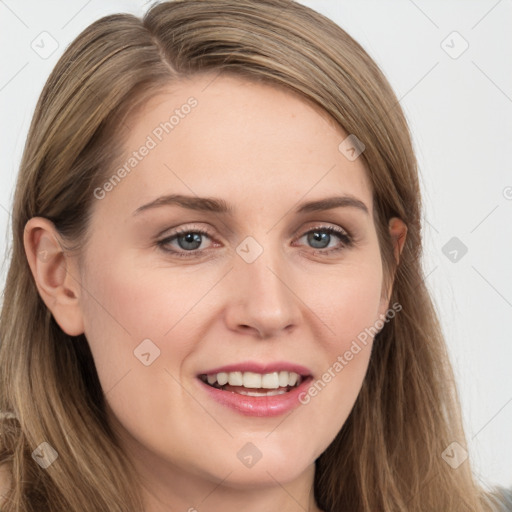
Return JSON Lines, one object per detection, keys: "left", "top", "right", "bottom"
{"left": 24, "top": 74, "right": 407, "bottom": 512}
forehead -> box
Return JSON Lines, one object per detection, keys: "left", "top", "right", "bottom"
{"left": 96, "top": 73, "right": 373, "bottom": 220}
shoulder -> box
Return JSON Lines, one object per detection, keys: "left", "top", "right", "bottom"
{"left": 497, "top": 487, "right": 512, "bottom": 511}
{"left": 0, "top": 464, "right": 12, "bottom": 508}
{"left": 0, "top": 412, "right": 17, "bottom": 508}
{"left": 488, "top": 486, "right": 512, "bottom": 512}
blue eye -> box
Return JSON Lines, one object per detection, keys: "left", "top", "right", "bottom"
{"left": 157, "top": 227, "right": 214, "bottom": 257}
{"left": 156, "top": 225, "right": 353, "bottom": 258}
{"left": 172, "top": 231, "right": 205, "bottom": 251}
{"left": 298, "top": 226, "right": 353, "bottom": 253}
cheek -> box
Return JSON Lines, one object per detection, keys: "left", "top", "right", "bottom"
{"left": 79, "top": 248, "right": 219, "bottom": 395}
{"left": 299, "top": 257, "right": 384, "bottom": 420}
{"left": 309, "top": 255, "right": 385, "bottom": 349}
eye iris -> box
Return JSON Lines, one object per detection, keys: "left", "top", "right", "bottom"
{"left": 308, "top": 231, "right": 330, "bottom": 249}
{"left": 178, "top": 232, "right": 202, "bottom": 250}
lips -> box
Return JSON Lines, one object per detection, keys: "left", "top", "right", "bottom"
{"left": 196, "top": 361, "right": 313, "bottom": 416}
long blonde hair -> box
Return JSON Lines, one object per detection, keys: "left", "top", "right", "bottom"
{"left": 0, "top": 0, "right": 504, "bottom": 510}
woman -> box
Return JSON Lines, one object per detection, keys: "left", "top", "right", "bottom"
{"left": 0, "top": 0, "right": 508, "bottom": 510}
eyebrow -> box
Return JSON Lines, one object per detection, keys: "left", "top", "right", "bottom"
{"left": 132, "top": 193, "right": 369, "bottom": 217}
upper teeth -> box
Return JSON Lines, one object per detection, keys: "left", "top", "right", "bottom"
{"left": 204, "top": 371, "right": 302, "bottom": 389}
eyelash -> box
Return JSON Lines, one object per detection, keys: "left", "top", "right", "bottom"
{"left": 156, "top": 224, "right": 354, "bottom": 259}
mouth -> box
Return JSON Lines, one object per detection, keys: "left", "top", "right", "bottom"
{"left": 198, "top": 370, "right": 309, "bottom": 397}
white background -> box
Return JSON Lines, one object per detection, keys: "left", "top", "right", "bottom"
{"left": 1, "top": 0, "right": 511, "bottom": 491}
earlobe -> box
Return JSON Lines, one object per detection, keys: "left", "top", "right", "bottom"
{"left": 23, "top": 217, "right": 85, "bottom": 336}
{"left": 388, "top": 217, "right": 407, "bottom": 265}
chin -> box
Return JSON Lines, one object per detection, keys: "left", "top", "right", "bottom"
{"left": 216, "top": 463, "right": 312, "bottom": 490}
{"left": 203, "top": 445, "right": 317, "bottom": 489}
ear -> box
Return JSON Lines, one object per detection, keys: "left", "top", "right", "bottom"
{"left": 388, "top": 216, "right": 407, "bottom": 264}
{"left": 23, "top": 217, "right": 84, "bottom": 336}
{"left": 378, "top": 217, "right": 407, "bottom": 314}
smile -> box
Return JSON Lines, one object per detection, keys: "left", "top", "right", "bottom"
{"left": 199, "top": 370, "right": 304, "bottom": 396}
{"left": 196, "top": 365, "right": 313, "bottom": 417}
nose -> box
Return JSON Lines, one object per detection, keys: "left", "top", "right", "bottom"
{"left": 223, "top": 240, "right": 301, "bottom": 339}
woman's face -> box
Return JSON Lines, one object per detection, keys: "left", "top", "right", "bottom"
{"left": 53, "top": 74, "right": 403, "bottom": 497}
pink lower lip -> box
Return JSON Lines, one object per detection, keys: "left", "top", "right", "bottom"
{"left": 197, "top": 376, "right": 312, "bottom": 417}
